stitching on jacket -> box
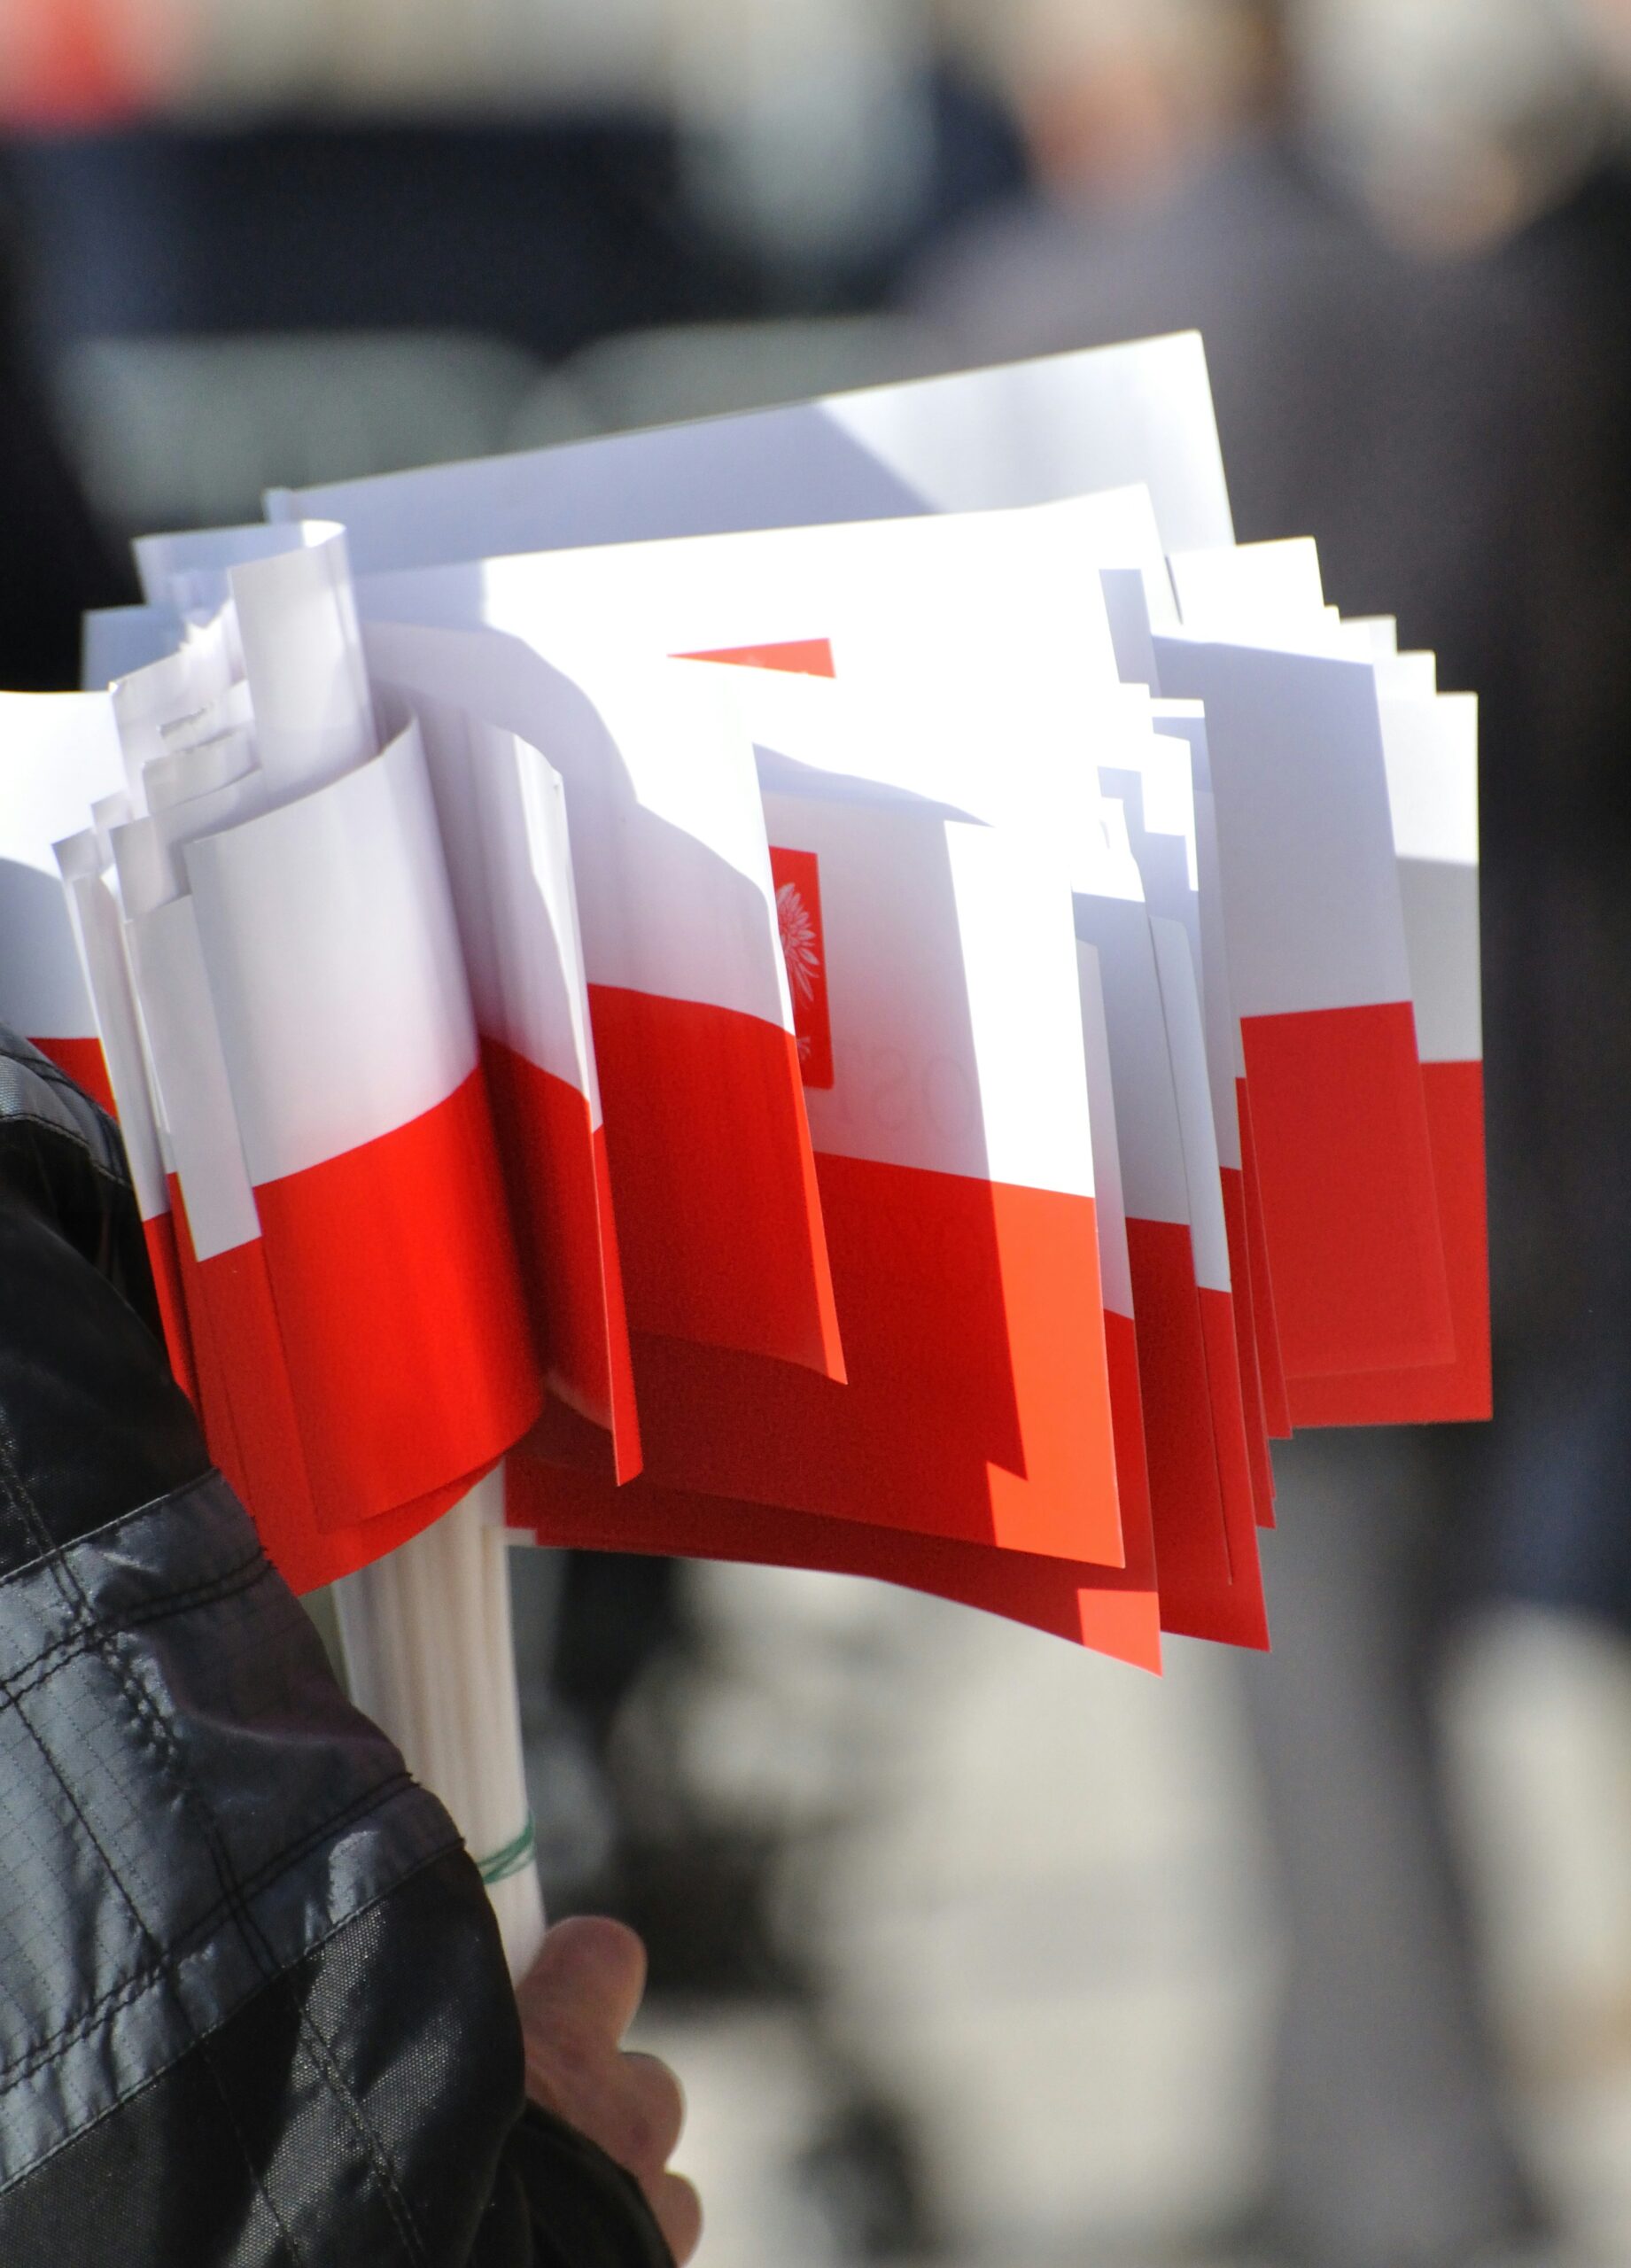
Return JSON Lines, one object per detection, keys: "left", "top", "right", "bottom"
{"left": 0, "top": 1421, "right": 306, "bottom": 2258}
{"left": 1, "top": 1689, "right": 307, "bottom": 2259}
{"left": 0, "top": 1470, "right": 224, "bottom": 1594}
{"left": 0, "top": 1830, "right": 471, "bottom": 2216}
{"left": 104, "top": 1647, "right": 437, "bottom": 2263}
{"left": 0, "top": 1547, "right": 272, "bottom": 1705}
{"left": 6, "top": 1708, "right": 308, "bottom": 2264}
{"left": 222, "top": 1837, "right": 483, "bottom": 2267}
{"left": 0, "top": 1775, "right": 440, "bottom": 2094}
{"left": 11, "top": 1564, "right": 434, "bottom": 2264}
{"left": 0, "top": 1144, "right": 434, "bottom": 2264}
{"left": 0, "top": 1436, "right": 317, "bottom": 2256}
{"left": 191, "top": 2039, "right": 308, "bottom": 2266}
{"left": 4, "top": 1055, "right": 328, "bottom": 2257}
{"left": 0, "top": 1449, "right": 449, "bottom": 2259}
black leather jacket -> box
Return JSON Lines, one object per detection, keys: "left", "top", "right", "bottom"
{"left": 0, "top": 1029, "right": 670, "bottom": 2265}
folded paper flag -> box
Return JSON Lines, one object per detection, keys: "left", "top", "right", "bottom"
{"left": 1153, "top": 637, "right": 1455, "bottom": 1383}
{"left": 575, "top": 770, "right": 1122, "bottom": 1567}
{"left": 183, "top": 716, "right": 541, "bottom": 1531}
{"left": 1155, "top": 543, "right": 1480, "bottom": 1419}
{"left": 361, "top": 620, "right": 844, "bottom": 1386}
{"left": 508, "top": 940, "right": 1160, "bottom": 1671}
{"left": 1288, "top": 686, "right": 1487, "bottom": 1425}
{"left": 370, "top": 677, "right": 641, "bottom": 1479}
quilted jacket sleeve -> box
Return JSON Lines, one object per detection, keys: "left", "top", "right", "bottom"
{"left": 0, "top": 1031, "right": 672, "bottom": 2268}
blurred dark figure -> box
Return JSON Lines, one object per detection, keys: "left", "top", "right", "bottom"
{"left": 1478, "top": 96, "right": 1631, "bottom": 1636}
{"left": 913, "top": 4, "right": 1631, "bottom": 2263}
{"left": 0, "top": 159, "right": 133, "bottom": 684}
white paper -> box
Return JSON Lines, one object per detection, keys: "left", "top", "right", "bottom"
{"left": 270, "top": 330, "right": 1232, "bottom": 567}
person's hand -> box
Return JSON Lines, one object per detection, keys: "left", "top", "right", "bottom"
{"left": 516, "top": 1916, "right": 701, "bottom": 2264}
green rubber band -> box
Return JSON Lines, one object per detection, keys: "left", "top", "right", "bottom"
{"left": 477, "top": 1814, "right": 537, "bottom": 1887}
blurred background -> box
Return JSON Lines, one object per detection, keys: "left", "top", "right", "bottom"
{"left": 10, "top": 3, "right": 1631, "bottom": 2263}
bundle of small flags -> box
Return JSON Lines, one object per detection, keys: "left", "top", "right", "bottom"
{"left": 2, "top": 331, "right": 1487, "bottom": 1945}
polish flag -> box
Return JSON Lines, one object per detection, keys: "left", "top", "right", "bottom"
{"left": 1153, "top": 638, "right": 1453, "bottom": 1380}
{"left": 0, "top": 691, "right": 127, "bottom": 1113}
{"left": 182, "top": 717, "right": 542, "bottom": 1533}
{"left": 507, "top": 933, "right": 1161, "bottom": 1672}
{"left": 369, "top": 674, "right": 641, "bottom": 1479}
{"left": 1289, "top": 689, "right": 1487, "bottom": 1424}
{"left": 270, "top": 331, "right": 1232, "bottom": 571}
{"left": 1072, "top": 806, "right": 1267, "bottom": 1647}
{"left": 120, "top": 879, "right": 458, "bottom": 1589}
{"left": 361, "top": 619, "right": 843, "bottom": 1382}
{"left": 539, "top": 745, "right": 1125, "bottom": 1568}
{"left": 1158, "top": 543, "right": 1464, "bottom": 1400}
{"left": 1098, "top": 701, "right": 1274, "bottom": 1530}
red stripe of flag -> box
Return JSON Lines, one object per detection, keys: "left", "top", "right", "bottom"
{"left": 481, "top": 1035, "right": 642, "bottom": 1480}
{"left": 581, "top": 1153, "right": 1123, "bottom": 1570}
{"left": 1244, "top": 1000, "right": 1454, "bottom": 1378}
{"left": 252, "top": 1067, "right": 541, "bottom": 1531}
{"left": 589, "top": 983, "right": 845, "bottom": 1380}
{"left": 1287, "top": 1061, "right": 1490, "bottom": 1425}
{"left": 1125, "top": 1216, "right": 1269, "bottom": 1648}
{"left": 509, "top": 1424, "right": 1161, "bottom": 1674}
{"left": 177, "top": 1179, "right": 480, "bottom": 1591}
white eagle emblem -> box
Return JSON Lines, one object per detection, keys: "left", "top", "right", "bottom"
{"left": 777, "top": 880, "right": 820, "bottom": 1006}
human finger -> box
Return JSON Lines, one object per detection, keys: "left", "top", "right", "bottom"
{"left": 610, "top": 2051, "right": 686, "bottom": 2181}
{"left": 649, "top": 2170, "right": 703, "bottom": 2264}
{"left": 516, "top": 1916, "right": 648, "bottom": 2058}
